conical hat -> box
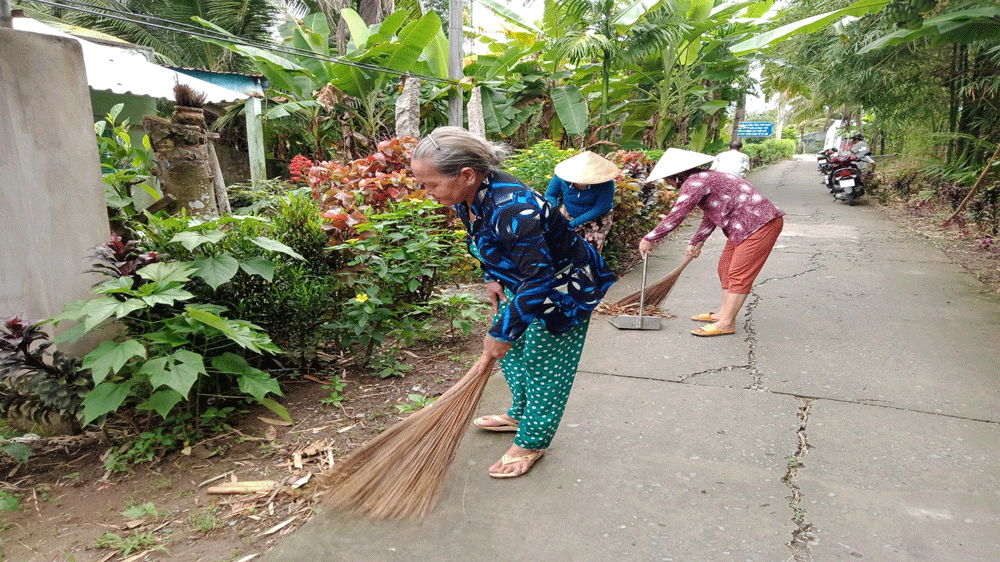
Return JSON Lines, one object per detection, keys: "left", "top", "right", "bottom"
{"left": 553, "top": 151, "right": 621, "bottom": 184}
{"left": 646, "top": 148, "right": 715, "bottom": 182}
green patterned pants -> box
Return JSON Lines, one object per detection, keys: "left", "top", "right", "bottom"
{"left": 495, "top": 303, "right": 591, "bottom": 450}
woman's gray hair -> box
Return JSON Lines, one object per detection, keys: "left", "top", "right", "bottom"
{"left": 412, "top": 126, "right": 511, "bottom": 177}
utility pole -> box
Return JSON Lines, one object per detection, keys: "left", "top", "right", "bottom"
{"left": 447, "top": 0, "right": 463, "bottom": 127}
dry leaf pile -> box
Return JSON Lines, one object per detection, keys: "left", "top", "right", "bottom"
{"left": 593, "top": 301, "right": 675, "bottom": 318}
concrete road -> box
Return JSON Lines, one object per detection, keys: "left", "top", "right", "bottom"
{"left": 264, "top": 159, "right": 1000, "bottom": 562}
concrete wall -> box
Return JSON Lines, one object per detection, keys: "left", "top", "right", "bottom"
{"left": 0, "top": 28, "right": 110, "bottom": 338}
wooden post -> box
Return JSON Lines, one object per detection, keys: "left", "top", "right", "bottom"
{"left": 1, "top": 0, "right": 12, "bottom": 28}
{"left": 447, "top": 0, "right": 463, "bottom": 127}
{"left": 245, "top": 96, "right": 267, "bottom": 186}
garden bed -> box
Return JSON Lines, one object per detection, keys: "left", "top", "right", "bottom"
{"left": 0, "top": 325, "right": 483, "bottom": 562}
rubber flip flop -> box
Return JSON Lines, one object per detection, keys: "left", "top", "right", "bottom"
{"left": 489, "top": 450, "right": 545, "bottom": 479}
{"left": 690, "top": 312, "right": 719, "bottom": 322}
{"left": 473, "top": 415, "right": 519, "bottom": 432}
{"left": 691, "top": 325, "right": 736, "bottom": 337}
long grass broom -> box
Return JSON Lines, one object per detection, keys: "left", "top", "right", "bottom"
{"left": 615, "top": 255, "right": 694, "bottom": 307}
{"left": 319, "top": 353, "right": 498, "bottom": 520}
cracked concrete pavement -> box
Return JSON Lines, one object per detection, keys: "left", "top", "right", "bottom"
{"left": 264, "top": 158, "right": 1000, "bottom": 562}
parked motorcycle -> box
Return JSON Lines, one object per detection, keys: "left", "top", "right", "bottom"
{"left": 826, "top": 155, "right": 865, "bottom": 205}
{"left": 816, "top": 148, "right": 838, "bottom": 175}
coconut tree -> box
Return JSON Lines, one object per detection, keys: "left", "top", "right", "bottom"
{"left": 543, "top": 0, "right": 673, "bottom": 141}
{"left": 14, "top": 0, "right": 282, "bottom": 72}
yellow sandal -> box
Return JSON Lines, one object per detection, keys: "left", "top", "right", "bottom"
{"left": 489, "top": 450, "right": 544, "bottom": 479}
{"left": 690, "top": 312, "right": 719, "bottom": 322}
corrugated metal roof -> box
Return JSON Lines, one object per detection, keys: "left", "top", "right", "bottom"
{"left": 12, "top": 16, "right": 248, "bottom": 104}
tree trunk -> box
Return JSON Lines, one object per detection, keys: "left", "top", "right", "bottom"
{"left": 358, "top": 0, "right": 393, "bottom": 24}
{"left": 730, "top": 92, "right": 746, "bottom": 140}
{"left": 143, "top": 111, "right": 221, "bottom": 218}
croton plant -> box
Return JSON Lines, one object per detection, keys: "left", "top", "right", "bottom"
{"left": 290, "top": 136, "right": 422, "bottom": 242}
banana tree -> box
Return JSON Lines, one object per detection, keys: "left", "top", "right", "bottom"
{"left": 197, "top": 9, "right": 448, "bottom": 159}
{"left": 642, "top": 0, "right": 766, "bottom": 148}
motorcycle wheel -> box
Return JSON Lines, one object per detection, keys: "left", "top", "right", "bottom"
{"left": 847, "top": 197, "right": 856, "bottom": 206}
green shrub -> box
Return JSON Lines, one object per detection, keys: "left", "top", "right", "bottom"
{"left": 504, "top": 140, "right": 574, "bottom": 191}
{"left": 95, "top": 103, "right": 158, "bottom": 236}
{"left": 50, "top": 223, "right": 293, "bottom": 427}
{"left": 330, "top": 199, "right": 472, "bottom": 363}
{"left": 744, "top": 139, "right": 795, "bottom": 168}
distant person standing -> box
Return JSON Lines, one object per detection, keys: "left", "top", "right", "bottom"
{"left": 710, "top": 140, "right": 751, "bottom": 177}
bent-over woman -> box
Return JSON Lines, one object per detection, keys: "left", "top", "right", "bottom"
{"left": 545, "top": 151, "right": 619, "bottom": 253}
{"left": 638, "top": 148, "right": 784, "bottom": 337}
{"left": 411, "top": 127, "right": 616, "bottom": 479}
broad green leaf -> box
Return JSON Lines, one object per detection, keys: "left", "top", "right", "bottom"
{"left": 259, "top": 397, "right": 292, "bottom": 423}
{"left": 107, "top": 103, "right": 123, "bottom": 123}
{"left": 143, "top": 328, "right": 189, "bottom": 347}
{"left": 81, "top": 297, "right": 146, "bottom": 332}
{"left": 237, "top": 370, "right": 282, "bottom": 402}
{"left": 384, "top": 12, "right": 441, "bottom": 72}
{"left": 186, "top": 307, "right": 237, "bottom": 338}
{"left": 50, "top": 299, "right": 89, "bottom": 324}
{"left": 374, "top": 10, "right": 409, "bottom": 42}
{"left": 551, "top": 85, "right": 589, "bottom": 137}
{"left": 136, "top": 261, "right": 196, "bottom": 285}
{"left": 52, "top": 321, "right": 87, "bottom": 345}
{"left": 341, "top": 8, "right": 371, "bottom": 49}
{"left": 730, "top": 0, "right": 889, "bottom": 54}
{"left": 137, "top": 389, "right": 185, "bottom": 419}
{"left": 615, "top": 0, "right": 664, "bottom": 27}
{"left": 140, "top": 287, "right": 195, "bottom": 307}
{"left": 421, "top": 26, "right": 450, "bottom": 79}
{"left": 169, "top": 230, "right": 226, "bottom": 252}
{"left": 2, "top": 442, "right": 32, "bottom": 464}
{"left": 143, "top": 350, "right": 205, "bottom": 397}
{"left": 210, "top": 351, "right": 253, "bottom": 375}
{"left": 94, "top": 120, "right": 107, "bottom": 137}
{"left": 239, "top": 258, "right": 276, "bottom": 282}
{"left": 192, "top": 254, "right": 240, "bottom": 290}
{"left": 135, "top": 357, "right": 169, "bottom": 383}
{"left": 263, "top": 100, "right": 321, "bottom": 119}
{"left": 82, "top": 381, "right": 132, "bottom": 424}
{"left": 250, "top": 237, "right": 305, "bottom": 260}
{"left": 858, "top": 6, "right": 1000, "bottom": 53}
{"left": 700, "top": 100, "right": 730, "bottom": 113}
{"left": 83, "top": 339, "right": 146, "bottom": 384}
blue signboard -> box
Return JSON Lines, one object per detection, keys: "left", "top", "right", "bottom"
{"left": 736, "top": 121, "right": 774, "bottom": 137}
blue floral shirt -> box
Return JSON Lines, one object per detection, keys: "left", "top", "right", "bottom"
{"left": 456, "top": 170, "right": 616, "bottom": 343}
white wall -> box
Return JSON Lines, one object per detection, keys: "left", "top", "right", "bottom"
{"left": 0, "top": 28, "right": 110, "bottom": 340}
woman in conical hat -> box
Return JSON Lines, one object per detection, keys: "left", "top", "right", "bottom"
{"left": 545, "top": 151, "right": 620, "bottom": 253}
{"left": 639, "top": 148, "right": 784, "bottom": 337}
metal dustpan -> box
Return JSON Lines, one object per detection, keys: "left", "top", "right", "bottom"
{"left": 609, "top": 257, "right": 661, "bottom": 330}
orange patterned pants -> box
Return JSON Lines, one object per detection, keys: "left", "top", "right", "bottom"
{"left": 717, "top": 216, "right": 783, "bottom": 294}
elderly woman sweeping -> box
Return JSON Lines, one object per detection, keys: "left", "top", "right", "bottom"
{"left": 638, "top": 148, "right": 784, "bottom": 337}
{"left": 410, "top": 127, "right": 615, "bottom": 478}
{"left": 545, "top": 151, "right": 620, "bottom": 252}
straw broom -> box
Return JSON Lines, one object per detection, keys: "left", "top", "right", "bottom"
{"left": 615, "top": 255, "right": 694, "bottom": 307}
{"left": 319, "top": 353, "right": 498, "bottom": 520}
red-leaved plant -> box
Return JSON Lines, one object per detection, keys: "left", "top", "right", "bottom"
{"left": 295, "top": 136, "right": 422, "bottom": 242}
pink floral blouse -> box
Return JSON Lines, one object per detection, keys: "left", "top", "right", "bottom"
{"left": 644, "top": 170, "right": 784, "bottom": 246}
